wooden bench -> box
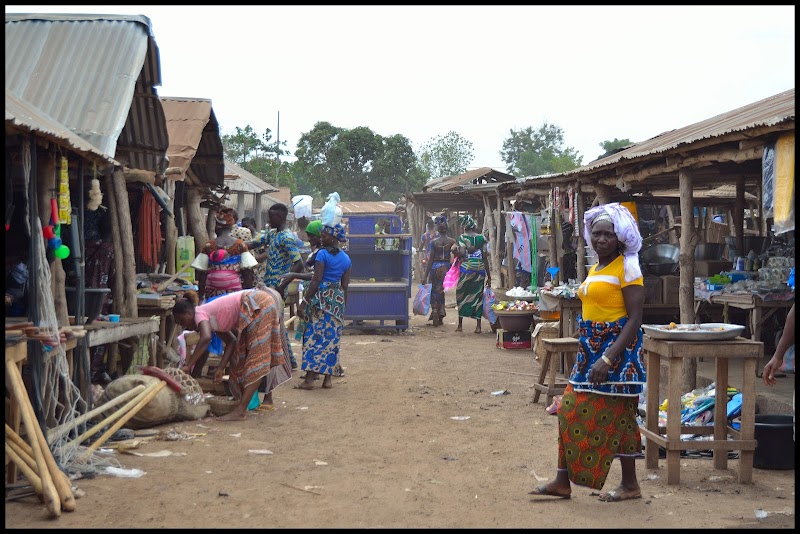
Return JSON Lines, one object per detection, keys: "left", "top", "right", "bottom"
{"left": 532, "top": 337, "right": 581, "bottom": 405}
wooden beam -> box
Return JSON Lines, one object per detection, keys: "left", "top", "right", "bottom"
{"left": 575, "top": 181, "right": 586, "bottom": 281}
{"left": 678, "top": 169, "right": 698, "bottom": 392}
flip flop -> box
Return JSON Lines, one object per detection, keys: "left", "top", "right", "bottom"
{"left": 293, "top": 384, "right": 314, "bottom": 390}
{"left": 597, "top": 490, "right": 641, "bottom": 502}
{"left": 528, "top": 485, "right": 571, "bottom": 499}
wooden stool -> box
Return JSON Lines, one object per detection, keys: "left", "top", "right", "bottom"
{"left": 532, "top": 337, "right": 580, "bottom": 405}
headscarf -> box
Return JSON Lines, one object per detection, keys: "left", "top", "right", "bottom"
{"left": 230, "top": 226, "right": 252, "bottom": 241}
{"left": 305, "top": 220, "right": 323, "bottom": 237}
{"left": 434, "top": 214, "right": 447, "bottom": 226}
{"left": 458, "top": 214, "right": 477, "bottom": 230}
{"left": 214, "top": 207, "right": 238, "bottom": 227}
{"left": 323, "top": 223, "right": 347, "bottom": 242}
{"left": 583, "top": 202, "right": 642, "bottom": 283}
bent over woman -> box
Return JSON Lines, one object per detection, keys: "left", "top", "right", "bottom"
{"left": 529, "top": 202, "right": 646, "bottom": 503}
{"left": 173, "top": 288, "right": 292, "bottom": 421}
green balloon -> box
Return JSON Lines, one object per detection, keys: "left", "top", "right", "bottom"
{"left": 54, "top": 244, "right": 70, "bottom": 259}
{"left": 55, "top": 224, "right": 61, "bottom": 237}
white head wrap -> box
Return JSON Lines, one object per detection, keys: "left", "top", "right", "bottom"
{"left": 583, "top": 202, "right": 643, "bottom": 283}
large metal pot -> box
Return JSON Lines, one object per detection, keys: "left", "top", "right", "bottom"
{"left": 640, "top": 244, "right": 679, "bottom": 277}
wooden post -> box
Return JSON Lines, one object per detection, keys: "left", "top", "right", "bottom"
{"left": 548, "top": 189, "right": 558, "bottom": 285}
{"left": 575, "top": 182, "right": 586, "bottom": 280}
{"left": 186, "top": 187, "right": 208, "bottom": 253}
{"left": 255, "top": 192, "right": 265, "bottom": 230}
{"left": 110, "top": 169, "right": 138, "bottom": 318}
{"left": 164, "top": 178, "right": 177, "bottom": 275}
{"left": 594, "top": 184, "right": 613, "bottom": 206}
{"left": 105, "top": 176, "right": 125, "bottom": 315}
{"left": 734, "top": 176, "right": 745, "bottom": 259}
{"left": 236, "top": 191, "right": 246, "bottom": 220}
{"left": 678, "top": 169, "right": 698, "bottom": 392}
{"left": 503, "top": 199, "right": 515, "bottom": 288}
{"left": 666, "top": 205, "right": 679, "bottom": 245}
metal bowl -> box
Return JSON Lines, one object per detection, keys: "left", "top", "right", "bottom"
{"left": 694, "top": 243, "right": 725, "bottom": 261}
{"left": 640, "top": 244, "right": 679, "bottom": 264}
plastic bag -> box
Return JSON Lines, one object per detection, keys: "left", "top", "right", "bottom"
{"left": 291, "top": 195, "right": 313, "bottom": 220}
{"left": 482, "top": 287, "right": 497, "bottom": 324}
{"left": 443, "top": 258, "right": 461, "bottom": 292}
{"left": 413, "top": 284, "right": 432, "bottom": 316}
{"left": 320, "top": 192, "right": 343, "bottom": 226}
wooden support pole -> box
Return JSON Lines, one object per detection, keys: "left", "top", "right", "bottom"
{"left": 111, "top": 169, "right": 138, "bottom": 318}
{"left": 678, "top": 169, "right": 698, "bottom": 393}
{"left": 46, "top": 385, "right": 146, "bottom": 444}
{"left": 164, "top": 178, "right": 178, "bottom": 275}
{"left": 105, "top": 177, "right": 125, "bottom": 315}
{"left": 575, "top": 182, "right": 586, "bottom": 280}
{"left": 83, "top": 381, "right": 166, "bottom": 455}
{"left": 5, "top": 442, "right": 43, "bottom": 495}
{"left": 186, "top": 187, "right": 208, "bottom": 254}
{"left": 5, "top": 357, "right": 62, "bottom": 517}
{"left": 734, "top": 176, "right": 745, "bottom": 259}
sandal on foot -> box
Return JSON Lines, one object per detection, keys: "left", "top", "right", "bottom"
{"left": 528, "top": 485, "right": 570, "bottom": 499}
{"left": 597, "top": 490, "right": 641, "bottom": 502}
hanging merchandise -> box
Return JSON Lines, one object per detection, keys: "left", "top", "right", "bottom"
{"left": 58, "top": 156, "right": 72, "bottom": 224}
{"left": 530, "top": 214, "right": 537, "bottom": 290}
{"left": 176, "top": 236, "right": 196, "bottom": 283}
{"left": 773, "top": 132, "right": 795, "bottom": 235}
{"left": 567, "top": 186, "right": 575, "bottom": 225}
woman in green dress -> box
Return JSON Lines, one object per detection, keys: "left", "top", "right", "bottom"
{"left": 453, "top": 214, "right": 491, "bottom": 334}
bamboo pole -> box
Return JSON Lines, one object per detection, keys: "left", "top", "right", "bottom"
{"left": 47, "top": 385, "right": 146, "bottom": 444}
{"left": 66, "top": 380, "right": 160, "bottom": 450}
{"left": 6, "top": 436, "right": 38, "bottom": 473}
{"left": 5, "top": 357, "right": 61, "bottom": 517}
{"left": 6, "top": 423, "right": 34, "bottom": 458}
{"left": 5, "top": 442, "right": 43, "bottom": 495}
{"left": 83, "top": 381, "right": 166, "bottom": 455}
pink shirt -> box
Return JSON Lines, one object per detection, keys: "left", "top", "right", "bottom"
{"left": 193, "top": 290, "right": 246, "bottom": 333}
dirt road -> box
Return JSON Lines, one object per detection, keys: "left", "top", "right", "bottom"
{"left": 5, "top": 292, "right": 795, "bottom": 529}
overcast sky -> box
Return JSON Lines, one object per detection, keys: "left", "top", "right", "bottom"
{"left": 6, "top": 5, "right": 796, "bottom": 173}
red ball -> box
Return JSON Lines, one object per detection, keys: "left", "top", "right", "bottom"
{"left": 43, "top": 225, "right": 56, "bottom": 239}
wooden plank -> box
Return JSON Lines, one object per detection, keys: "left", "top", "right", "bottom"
{"left": 85, "top": 319, "right": 160, "bottom": 347}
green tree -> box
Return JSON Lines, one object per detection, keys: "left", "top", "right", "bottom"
{"left": 294, "top": 122, "right": 424, "bottom": 201}
{"left": 418, "top": 131, "right": 474, "bottom": 179}
{"left": 221, "top": 125, "right": 294, "bottom": 189}
{"left": 596, "top": 138, "right": 634, "bottom": 160}
{"left": 500, "top": 121, "right": 582, "bottom": 177}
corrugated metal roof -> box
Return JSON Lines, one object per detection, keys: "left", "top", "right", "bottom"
{"left": 5, "top": 13, "right": 169, "bottom": 173}
{"left": 337, "top": 201, "right": 397, "bottom": 214}
{"left": 160, "top": 96, "right": 224, "bottom": 187}
{"left": 223, "top": 159, "right": 279, "bottom": 193}
{"left": 423, "top": 167, "right": 517, "bottom": 192}
{"left": 519, "top": 88, "right": 795, "bottom": 184}
{"left": 5, "top": 90, "right": 118, "bottom": 167}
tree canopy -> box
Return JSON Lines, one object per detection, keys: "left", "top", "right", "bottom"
{"left": 293, "top": 121, "right": 426, "bottom": 201}
{"left": 596, "top": 138, "right": 634, "bottom": 161}
{"left": 418, "top": 131, "right": 474, "bottom": 180}
{"left": 500, "top": 121, "right": 582, "bottom": 177}
{"left": 221, "top": 125, "right": 295, "bottom": 191}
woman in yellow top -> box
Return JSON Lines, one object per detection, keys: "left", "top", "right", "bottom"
{"left": 530, "top": 202, "right": 646, "bottom": 503}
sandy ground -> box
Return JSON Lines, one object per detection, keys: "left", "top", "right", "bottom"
{"left": 5, "top": 290, "right": 795, "bottom": 529}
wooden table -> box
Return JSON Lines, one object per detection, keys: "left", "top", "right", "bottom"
{"left": 640, "top": 335, "right": 761, "bottom": 485}
{"left": 138, "top": 296, "right": 178, "bottom": 367}
{"left": 694, "top": 292, "right": 794, "bottom": 343}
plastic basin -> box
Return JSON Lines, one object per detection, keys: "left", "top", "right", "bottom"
{"left": 753, "top": 414, "right": 794, "bottom": 470}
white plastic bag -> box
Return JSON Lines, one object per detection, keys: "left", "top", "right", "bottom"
{"left": 291, "top": 195, "right": 314, "bottom": 220}
{"left": 320, "top": 192, "right": 343, "bottom": 226}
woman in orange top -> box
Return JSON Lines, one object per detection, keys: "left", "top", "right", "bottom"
{"left": 530, "top": 202, "right": 646, "bottom": 503}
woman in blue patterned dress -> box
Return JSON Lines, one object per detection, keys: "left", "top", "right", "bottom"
{"left": 294, "top": 223, "right": 352, "bottom": 390}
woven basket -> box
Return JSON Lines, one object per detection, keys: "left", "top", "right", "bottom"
{"left": 208, "top": 396, "right": 239, "bottom": 416}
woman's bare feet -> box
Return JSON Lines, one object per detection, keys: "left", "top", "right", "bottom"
{"left": 474, "top": 326, "right": 482, "bottom": 334}
{"left": 597, "top": 484, "right": 641, "bottom": 502}
{"left": 293, "top": 383, "right": 314, "bottom": 390}
{"left": 216, "top": 410, "right": 247, "bottom": 422}
{"left": 322, "top": 376, "right": 332, "bottom": 389}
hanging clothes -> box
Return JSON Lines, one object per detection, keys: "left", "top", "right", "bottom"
{"left": 508, "top": 211, "right": 533, "bottom": 273}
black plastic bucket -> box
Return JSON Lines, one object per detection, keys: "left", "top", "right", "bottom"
{"left": 753, "top": 414, "right": 795, "bottom": 470}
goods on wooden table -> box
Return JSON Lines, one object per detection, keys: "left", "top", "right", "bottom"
{"left": 492, "top": 300, "right": 538, "bottom": 312}
{"left": 641, "top": 322, "right": 745, "bottom": 341}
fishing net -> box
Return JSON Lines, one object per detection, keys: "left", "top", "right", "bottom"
{"left": 20, "top": 139, "right": 121, "bottom": 476}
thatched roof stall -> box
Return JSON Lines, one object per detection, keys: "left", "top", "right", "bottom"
{"left": 406, "top": 167, "right": 517, "bottom": 284}
{"left": 504, "top": 88, "right": 795, "bottom": 391}
{"left": 161, "top": 97, "right": 228, "bottom": 271}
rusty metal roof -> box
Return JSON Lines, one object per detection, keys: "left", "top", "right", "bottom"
{"left": 517, "top": 88, "right": 795, "bottom": 186}
{"left": 423, "top": 167, "right": 517, "bottom": 192}
{"left": 223, "top": 159, "right": 279, "bottom": 193}
{"left": 5, "top": 13, "right": 169, "bottom": 173}
{"left": 5, "top": 90, "right": 118, "bottom": 168}
{"left": 160, "top": 96, "right": 224, "bottom": 188}
{"left": 337, "top": 201, "right": 397, "bottom": 214}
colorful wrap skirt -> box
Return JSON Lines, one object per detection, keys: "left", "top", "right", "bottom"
{"left": 456, "top": 266, "right": 486, "bottom": 319}
{"left": 557, "top": 384, "right": 644, "bottom": 490}
{"left": 428, "top": 260, "right": 450, "bottom": 321}
{"left": 228, "top": 289, "right": 292, "bottom": 393}
{"left": 301, "top": 281, "right": 345, "bottom": 376}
